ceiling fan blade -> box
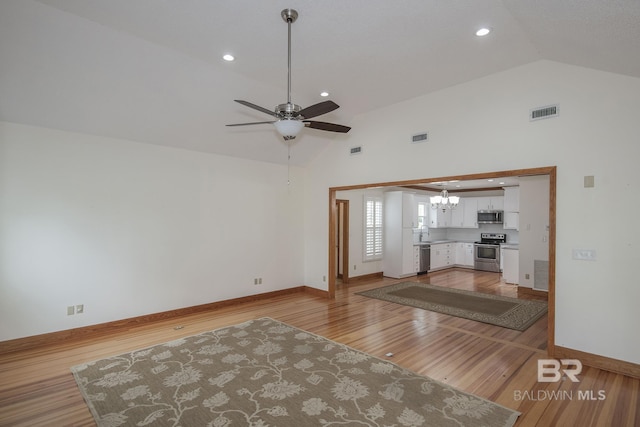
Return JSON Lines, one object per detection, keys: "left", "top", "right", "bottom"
{"left": 234, "top": 100, "right": 279, "bottom": 118}
{"left": 304, "top": 120, "right": 351, "bottom": 133}
{"left": 226, "top": 121, "right": 276, "bottom": 127}
{"left": 299, "top": 100, "right": 340, "bottom": 119}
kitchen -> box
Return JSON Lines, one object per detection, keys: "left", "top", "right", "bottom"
{"left": 378, "top": 174, "right": 550, "bottom": 294}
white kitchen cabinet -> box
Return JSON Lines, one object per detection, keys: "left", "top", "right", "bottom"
{"left": 503, "top": 211, "right": 519, "bottom": 230}
{"left": 477, "top": 196, "right": 504, "bottom": 211}
{"left": 430, "top": 243, "right": 453, "bottom": 270}
{"left": 383, "top": 191, "right": 418, "bottom": 278}
{"left": 464, "top": 243, "right": 474, "bottom": 267}
{"left": 503, "top": 247, "right": 519, "bottom": 284}
{"left": 402, "top": 192, "right": 417, "bottom": 228}
{"left": 450, "top": 202, "right": 464, "bottom": 228}
{"left": 429, "top": 207, "right": 451, "bottom": 228}
{"left": 449, "top": 198, "right": 474, "bottom": 228}
{"left": 448, "top": 198, "right": 479, "bottom": 228}
{"left": 455, "top": 242, "right": 474, "bottom": 268}
{"left": 462, "top": 198, "right": 478, "bottom": 228}
{"left": 455, "top": 243, "right": 464, "bottom": 264}
{"left": 437, "top": 209, "right": 451, "bottom": 228}
{"left": 503, "top": 187, "right": 520, "bottom": 212}
{"left": 429, "top": 198, "right": 477, "bottom": 229}
{"left": 413, "top": 245, "right": 420, "bottom": 273}
{"left": 503, "top": 187, "right": 519, "bottom": 230}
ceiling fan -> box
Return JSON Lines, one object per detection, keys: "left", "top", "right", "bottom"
{"left": 226, "top": 9, "right": 351, "bottom": 141}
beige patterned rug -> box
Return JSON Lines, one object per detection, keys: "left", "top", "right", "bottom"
{"left": 356, "top": 282, "right": 547, "bottom": 331}
{"left": 71, "top": 317, "right": 520, "bottom": 426}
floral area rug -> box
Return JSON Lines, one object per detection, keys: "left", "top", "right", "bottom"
{"left": 71, "top": 317, "right": 520, "bottom": 426}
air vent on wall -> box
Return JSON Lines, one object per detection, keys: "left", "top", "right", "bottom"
{"left": 350, "top": 146, "right": 362, "bottom": 155}
{"left": 411, "top": 132, "right": 429, "bottom": 143}
{"left": 530, "top": 104, "right": 559, "bottom": 121}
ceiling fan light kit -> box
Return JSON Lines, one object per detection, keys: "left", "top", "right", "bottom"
{"left": 226, "top": 8, "right": 351, "bottom": 140}
{"left": 274, "top": 119, "right": 304, "bottom": 140}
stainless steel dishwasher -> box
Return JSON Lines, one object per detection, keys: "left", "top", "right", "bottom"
{"left": 419, "top": 244, "right": 430, "bottom": 274}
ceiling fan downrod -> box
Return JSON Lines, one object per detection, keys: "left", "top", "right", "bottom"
{"left": 281, "top": 9, "right": 298, "bottom": 107}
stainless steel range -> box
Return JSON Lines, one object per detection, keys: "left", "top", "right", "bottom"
{"left": 474, "top": 233, "right": 506, "bottom": 272}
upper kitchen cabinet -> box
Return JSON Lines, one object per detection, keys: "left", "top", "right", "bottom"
{"left": 383, "top": 191, "right": 417, "bottom": 229}
{"left": 449, "top": 198, "right": 479, "bottom": 228}
{"left": 429, "top": 205, "right": 451, "bottom": 228}
{"left": 503, "top": 212, "right": 520, "bottom": 230}
{"left": 450, "top": 202, "right": 464, "bottom": 227}
{"left": 477, "top": 196, "right": 504, "bottom": 211}
{"left": 463, "top": 197, "right": 479, "bottom": 227}
{"left": 402, "top": 192, "right": 417, "bottom": 228}
{"left": 503, "top": 187, "right": 520, "bottom": 212}
{"left": 503, "top": 187, "right": 520, "bottom": 230}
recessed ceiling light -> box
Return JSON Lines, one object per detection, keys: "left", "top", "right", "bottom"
{"left": 223, "top": 54, "right": 235, "bottom": 62}
{"left": 320, "top": 91, "right": 329, "bottom": 97}
{"left": 476, "top": 28, "right": 491, "bottom": 37}
{"left": 487, "top": 179, "right": 494, "bottom": 182}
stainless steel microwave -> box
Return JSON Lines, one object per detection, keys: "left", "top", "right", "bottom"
{"left": 477, "top": 210, "right": 503, "bottom": 224}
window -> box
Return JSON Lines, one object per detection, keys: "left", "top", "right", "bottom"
{"left": 417, "top": 201, "right": 428, "bottom": 229}
{"left": 364, "top": 196, "right": 383, "bottom": 261}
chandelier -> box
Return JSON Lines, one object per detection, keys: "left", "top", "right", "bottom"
{"left": 430, "top": 189, "right": 460, "bottom": 211}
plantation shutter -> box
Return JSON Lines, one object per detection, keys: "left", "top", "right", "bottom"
{"left": 364, "top": 196, "right": 383, "bottom": 261}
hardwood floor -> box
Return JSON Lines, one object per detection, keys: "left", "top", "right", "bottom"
{"left": 0, "top": 268, "right": 638, "bottom": 426}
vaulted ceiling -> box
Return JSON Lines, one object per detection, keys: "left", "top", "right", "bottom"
{"left": 1, "top": 0, "right": 639, "bottom": 165}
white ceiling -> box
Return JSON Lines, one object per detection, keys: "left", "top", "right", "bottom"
{"left": 1, "top": 0, "right": 639, "bottom": 166}
{"left": 416, "top": 176, "right": 521, "bottom": 192}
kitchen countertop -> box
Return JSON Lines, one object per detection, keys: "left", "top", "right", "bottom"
{"left": 414, "top": 239, "right": 470, "bottom": 245}
{"left": 501, "top": 244, "right": 519, "bottom": 249}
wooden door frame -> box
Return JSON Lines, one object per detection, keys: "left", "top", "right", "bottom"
{"left": 328, "top": 166, "right": 557, "bottom": 354}
{"left": 336, "top": 199, "right": 350, "bottom": 283}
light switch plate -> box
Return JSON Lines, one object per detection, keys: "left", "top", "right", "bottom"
{"left": 584, "top": 175, "right": 595, "bottom": 188}
{"left": 572, "top": 249, "right": 596, "bottom": 261}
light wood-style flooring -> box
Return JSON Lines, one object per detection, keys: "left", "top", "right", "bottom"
{"left": 0, "top": 268, "right": 638, "bottom": 426}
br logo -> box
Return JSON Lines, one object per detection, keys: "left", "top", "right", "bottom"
{"left": 537, "top": 359, "right": 582, "bottom": 382}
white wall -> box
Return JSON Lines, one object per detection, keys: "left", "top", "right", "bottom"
{"left": 304, "top": 60, "right": 640, "bottom": 365}
{"left": 518, "top": 175, "right": 550, "bottom": 289}
{"left": 0, "top": 122, "right": 305, "bottom": 341}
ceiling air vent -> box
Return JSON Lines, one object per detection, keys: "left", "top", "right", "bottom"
{"left": 411, "top": 132, "right": 428, "bottom": 143}
{"left": 350, "top": 146, "right": 363, "bottom": 155}
{"left": 530, "top": 104, "right": 559, "bottom": 121}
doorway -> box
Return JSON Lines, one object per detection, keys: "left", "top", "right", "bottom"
{"left": 336, "top": 199, "right": 350, "bottom": 283}
{"left": 327, "top": 166, "right": 557, "bottom": 354}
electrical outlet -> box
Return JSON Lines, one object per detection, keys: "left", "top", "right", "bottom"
{"left": 67, "top": 306, "right": 75, "bottom": 316}
{"left": 323, "top": 275, "right": 326, "bottom": 282}
{"left": 258, "top": 278, "right": 262, "bottom": 284}
{"left": 254, "top": 278, "right": 258, "bottom": 285}
{"left": 76, "top": 304, "right": 84, "bottom": 314}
